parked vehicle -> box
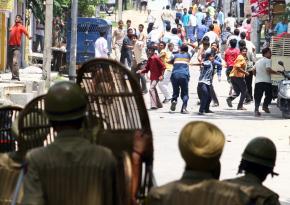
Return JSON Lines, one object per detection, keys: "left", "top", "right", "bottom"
{"left": 277, "top": 61, "right": 290, "bottom": 118}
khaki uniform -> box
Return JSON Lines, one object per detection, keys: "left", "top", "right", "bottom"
{"left": 225, "top": 174, "right": 280, "bottom": 205}
{"left": 148, "top": 170, "right": 251, "bottom": 205}
{"left": 22, "top": 129, "right": 121, "bottom": 205}
{"left": 148, "top": 170, "right": 214, "bottom": 204}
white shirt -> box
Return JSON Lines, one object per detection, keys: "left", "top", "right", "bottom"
{"left": 133, "top": 41, "right": 147, "bottom": 64}
{"left": 203, "top": 31, "right": 218, "bottom": 44}
{"left": 148, "top": 29, "right": 161, "bottom": 43}
{"left": 255, "top": 57, "right": 272, "bottom": 83}
{"left": 161, "top": 9, "right": 173, "bottom": 22}
{"left": 189, "top": 14, "right": 197, "bottom": 27}
{"left": 35, "top": 23, "right": 44, "bottom": 36}
{"left": 175, "top": 3, "right": 184, "bottom": 12}
{"left": 95, "top": 37, "right": 108, "bottom": 58}
{"left": 224, "top": 17, "right": 236, "bottom": 32}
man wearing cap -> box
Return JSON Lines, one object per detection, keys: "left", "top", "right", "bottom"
{"left": 22, "top": 81, "right": 121, "bottom": 205}
{"left": 147, "top": 121, "right": 226, "bottom": 204}
{"left": 225, "top": 137, "right": 280, "bottom": 204}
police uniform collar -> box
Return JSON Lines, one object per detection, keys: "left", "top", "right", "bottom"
{"left": 181, "top": 170, "right": 214, "bottom": 181}
{"left": 56, "top": 129, "right": 84, "bottom": 139}
{"left": 243, "top": 173, "right": 263, "bottom": 184}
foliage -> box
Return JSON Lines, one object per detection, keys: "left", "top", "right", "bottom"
{"left": 26, "top": 0, "right": 106, "bottom": 22}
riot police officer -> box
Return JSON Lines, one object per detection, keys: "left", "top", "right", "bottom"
{"left": 225, "top": 137, "right": 280, "bottom": 204}
{"left": 148, "top": 121, "right": 226, "bottom": 204}
{"left": 22, "top": 81, "right": 121, "bottom": 205}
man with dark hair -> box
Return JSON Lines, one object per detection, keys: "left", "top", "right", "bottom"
{"left": 204, "top": 12, "right": 212, "bottom": 27}
{"left": 253, "top": 47, "right": 280, "bottom": 116}
{"left": 203, "top": 24, "right": 219, "bottom": 44}
{"left": 225, "top": 137, "right": 280, "bottom": 204}
{"left": 8, "top": 15, "right": 32, "bottom": 81}
{"left": 169, "top": 45, "right": 191, "bottom": 114}
{"left": 196, "top": 19, "right": 208, "bottom": 44}
{"left": 94, "top": 32, "right": 108, "bottom": 58}
{"left": 161, "top": 5, "right": 174, "bottom": 30}
{"left": 137, "top": 47, "right": 165, "bottom": 109}
{"left": 227, "top": 28, "right": 240, "bottom": 48}
{"left": 120, "top": 28, "right": 134, "bottom": 68}
{"left": 225, "top": 12, "right": 236, "bottom": 32}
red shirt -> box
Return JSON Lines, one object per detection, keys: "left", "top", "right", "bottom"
{"left": 225, "top": 48, "right": 240, "bottom": 67}
{"left": 8, "top": 23, "right": 29, "bottom": 46}
{"left": 142, "top": 54, "right": 165, "bottom": 80}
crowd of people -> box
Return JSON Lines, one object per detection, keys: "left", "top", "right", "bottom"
{"left": 94, "top": 1, "right": 282, "bottom": 116}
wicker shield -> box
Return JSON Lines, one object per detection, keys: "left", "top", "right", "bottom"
{"left": 76, "top": 58, "right": 154, "bottom": 202}
{"left": 17, "top": 95, "right": 55, "bottom": 153}
{"left": 0, "top": 106, "right": 22, "bottom": 153}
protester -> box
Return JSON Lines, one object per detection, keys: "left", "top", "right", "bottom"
{"left": 243, "top": 19, "right": 252, "bottom": 40}
{"left": 213, "top": 20, "right": 221, "bottom": 37}
{"left": 160, "top": 25, "right": 172, "bottom": 43}
{"left": 120, "top": 28, "right": 134, "bottom": 68}
{"left": 188, "top": 10, "right": 197, "bottom": 43}
{"left": 169, "top": 45, "right": 191, "bottom": 114}
{"left": 197, "top": 51, "right": 222, "bottom": 115}
{"left": 137, "top": 47, "right": 165, "bottom": 109}
{"left": 148, "top": 121, "right": 225, "bottom": 203}
{"left": 94, "top": 32, "right": 109, "bottom": 58}
{"left": 132, "top": 34, "right": 148, "bottom": 94}
{"left": 126, "top": 19, "right": 136, "bottom": 34}
{"left": 204, "top": 12, "right": 213, "bottom": 27}
{"left": 196, "top": 19, "right": 208, "bottom": 44}
{"left": 197, "top": 36, "right": 210, "bottom": 63}
{"left": 34, "top": 19, "right": 44, "bottom": 53}
{"left": 8, "top": 15, "right": 32, "bottom": 81}
{"left": 22, "top": 81, "right": 121, "bottom": 204}
{"left": 253, "top": 47, "right": 280, "bottom": 116}
{"left": 175, "top": 0, "right": 184, "bottom": 20}
{"left": 224, "top": 12, "right": 236, "bottom": 32}
{"left": 203, "top": 24, "right": 219, "bottom": 45}
{"left": 112, "top": 20, "right": 126, "bottom": 61}
{"left": 169, "top": 28, "right": 183, "bottom": 54}
{"left": 240, "top": 32, "right": 256, "bottom": 103}
{"left": 227, "top": 28, "right": 240, "bottom": 48}
{"left": 140, "top": 0, "right": 148, "bottom": 13}
{"left": 217, "top": 7, "right": 225, "bottom": 30}
{"left": 225, "top": 137, "right": 280, "bottom": 204}
{"left": 274, "top": 18, "right": 288, "bottom": 35}
{"left": 161, "top": 5, "right": 174, "bottom": 30}
{"left": 147, "top": 9, "right": 156, "bottom": 34}
{"left": 226, "top": 47, "right": 249, "bottom": 110}
{"left": 195, "top": 7, "right": 206, "bottom": 27}
{"left": 158, "top": 42, "right": 174, "bottom": 103}
{"left": 181, "top": 8, "right": 190, "bottom": 39}
{"left": 137, "top": 24, "right": 147, "bottom": 45}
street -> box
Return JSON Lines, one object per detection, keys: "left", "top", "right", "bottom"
{"left": 144, "top": 67, "right": 290, "bottom": 204}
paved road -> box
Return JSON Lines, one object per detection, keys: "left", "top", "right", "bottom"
{"left": 107, "top": 9, "right": 290, "bottom": 204}
{"left": 143, "top": 66, "right": 290, "bottom": 204}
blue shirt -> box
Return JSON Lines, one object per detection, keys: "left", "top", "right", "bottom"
{"left": 182, "top": 13, "right": 190, "bottom": 27}
{"left": 196, "top": 25, "right": 208, "bottom": 40}
{"left": 195, "top": 12, "right": 206, "bottom": 27}
{"left": 171, "top": 52, "right": 191, "bottom": 78}
{"left": 274, "top": 22, "right": 288, "bottom": 35}
{"left": 199, "top": 59, "right": 222, "bottom": 85}
{"left": 205, "top": 16, "right": 212, "bottom": 27}
{"left": 217, "top": 11, "right": 224, "bottom": 25}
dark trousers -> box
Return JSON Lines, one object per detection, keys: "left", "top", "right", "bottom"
{"left": 120, "top": 52, "right": 132, "bottom": 68}
{"left": 131, "top": 62, "right": 148, "bottom": 93}
{"left": 7, "top": 45, "right": 20, "bottom": 79}
{"left": 229, "top": 77, "right": 247, "bottom": 108}
{"left": 35, "top": 34, "right": 44, "bottom": 52}
{"left": 240, "top": 3, "right": 245, "bottom": 17}
{"left": 197, "top": 83, "right": 212, "bottom": 113}
{"left": 254, "top": 82, "right": 272, "bottom": 111}
{"left": 171, "top": 74, "right": 189, "bottom": 110}
{"left": 210, "top": 84, "right": 219, "bottom": 105}
{"left": 245, "top": 71, "right": 253, "bottom": 100}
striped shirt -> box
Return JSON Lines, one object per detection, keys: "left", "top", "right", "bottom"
{"left": 171, "top": 52, "right": 191, "bottom": 77}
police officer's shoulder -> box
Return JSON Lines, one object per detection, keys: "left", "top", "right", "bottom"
{"left": 0, "top": 153, "right": 22, "bottom": 170}
{"left": 148, "top": 180, "right": 180, "bottom": 201}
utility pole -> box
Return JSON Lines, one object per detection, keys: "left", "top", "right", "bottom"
{"left": 118, "top": 0, "right": 123, "bottom": 21}
{"left": 43, "top": 0, "right": 53, "bottom": 86}
{"left": 69, "top": 0, "right": 78, "bottom": 81}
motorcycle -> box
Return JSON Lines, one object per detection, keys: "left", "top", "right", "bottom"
{"left": 277, "top": 61, "right": 290, "bottom": 118}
